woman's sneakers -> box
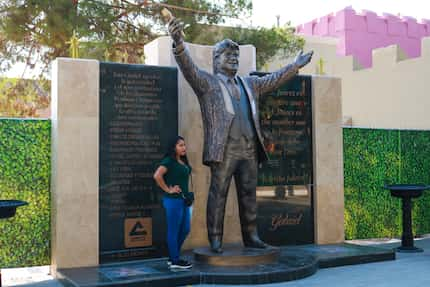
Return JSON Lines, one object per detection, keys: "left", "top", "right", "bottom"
{"left": 170, "top": 259, "right": 192, "bottom": 269}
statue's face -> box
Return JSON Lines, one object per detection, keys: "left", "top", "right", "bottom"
{"left": 218, "top": 48, "right": 239, "bottom": 76}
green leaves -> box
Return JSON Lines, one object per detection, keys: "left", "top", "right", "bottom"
{"left": 344, "top": 128, "right": 430, "bottom": 239}
{"left": 0, "top": 119, "right": 51, "bottom": 268}
{"left": 0, "top": 0, "right": 253, "bottom": 70}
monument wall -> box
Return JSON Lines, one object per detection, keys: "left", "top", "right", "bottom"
{"left": 51, "top": 37, "right": 343, "bottom": 270}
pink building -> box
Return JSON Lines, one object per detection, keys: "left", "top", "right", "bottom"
{"left": 296, "top": 7, "right": 430, "bottom": 68}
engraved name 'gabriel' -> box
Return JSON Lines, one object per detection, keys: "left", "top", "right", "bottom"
{"left": 270, "top": 213, "right": 303, "bottom": 231}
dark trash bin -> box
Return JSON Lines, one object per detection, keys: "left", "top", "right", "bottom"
{"left": 0, "top": 200, "right": 28, "bottom": 219}
{"left": 0, "top": 199, "right": 28, "bottom": 287}
{"left": 384, "top": 184, "right": 430, "bottom": 252}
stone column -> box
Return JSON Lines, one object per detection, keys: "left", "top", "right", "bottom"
{"left": 51, "top": 58, "right": 100, "bottom": 272}
{"left": 312, "top": 76, "right": 344, "bottom": 244}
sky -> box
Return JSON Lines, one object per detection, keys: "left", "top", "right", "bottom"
{"left": 251, "top": 0, "right": 430, "bottom": 27}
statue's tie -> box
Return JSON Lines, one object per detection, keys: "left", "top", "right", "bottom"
{"left": 229, "top": 78, "right": 240, "bottom": 100}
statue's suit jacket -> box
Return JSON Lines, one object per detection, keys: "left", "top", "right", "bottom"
{"left": 173, "top": 44, "right": 299, "bottom": 166}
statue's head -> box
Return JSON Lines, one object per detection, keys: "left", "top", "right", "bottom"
{"left": 213, "top": 39, "right": 240, "bottom": 76}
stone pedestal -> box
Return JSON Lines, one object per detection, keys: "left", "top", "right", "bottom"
{"left": 194, "top": 244, "right": 280, "bottom": 266}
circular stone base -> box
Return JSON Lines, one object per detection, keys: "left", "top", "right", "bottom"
{"left": 194, "top": 247, "right": 318, "bottom": 284}
{"left": 395, "top": 246, "right": 424, "bottom": 253}
{"left": 194, "top": 244, "right": 281, "bottom": 266}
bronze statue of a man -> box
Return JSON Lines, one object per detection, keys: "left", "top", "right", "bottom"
{"left": 168, "top": 18, "right": 313, "bottom": 253}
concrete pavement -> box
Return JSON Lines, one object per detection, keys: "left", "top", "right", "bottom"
{"left": 2, "top": 237, "right": 429, "bottom": 287}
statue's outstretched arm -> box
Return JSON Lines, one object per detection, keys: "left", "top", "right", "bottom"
{"left": 254, "top": 50, "right": 313, "bottom": 95}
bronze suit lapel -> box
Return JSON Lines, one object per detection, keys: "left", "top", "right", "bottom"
{"left": 217, "top": 78, "right": 235, "bottom": 115}
{"left": 237, "top": 76, "right": 257, "bottom": 116}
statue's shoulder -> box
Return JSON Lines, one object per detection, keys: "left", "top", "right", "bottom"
{"left": 241, "top": 74, "right": 259, "bottom": 81}
{"left": 239, "top": 75, "right": 259, "bottom": 87}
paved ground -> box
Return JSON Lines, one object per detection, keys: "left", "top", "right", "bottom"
{"left": 2, "top": 237, "right": 430, "bottom": 287}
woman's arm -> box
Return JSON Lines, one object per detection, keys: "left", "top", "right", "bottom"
{"left": 153, "top": 166, "right": 181, "bottom": 194}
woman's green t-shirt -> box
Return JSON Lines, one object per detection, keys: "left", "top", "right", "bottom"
{"left": 159, "top": 157, "right": 191, "bottom": 198}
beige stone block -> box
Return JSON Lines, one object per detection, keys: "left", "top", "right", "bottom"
{"left": 312, "top": 77, "right": 344, "bottom": 245}
{"left": 422, "top": 36, "right": 430, "bottom": 58}
{"left": 51, "top": 59, "right": 99, "bottom": 271}
{"left": 314, "top": 183, "right": 344, "bottom": 243}
{"left": 238, "top": 45, "right": 257, "bottom": 75}
{"left": 144, "top": 36, "right": 176, "bottom": 66}
{"left": 52, "top": 118, "right": 99, "bottom": 268}
{"left": 54, "top": 193, "right": 98, "bottom": 268}
{"left": 52, "top": 58, "right": 99, "bottom": 118}
{"left": 55, "top": 118, "right": 99, "bottom": 193}
{"left": 312, "top": 76, "right": 342, "bottom": 124}
{"left": 372, "top": 45, "right": 407, "bottom": 68}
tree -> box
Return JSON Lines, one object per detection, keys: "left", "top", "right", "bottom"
{"left": 0, "top": 1, "right": 303, "bottom": 117}
{"left": 0, "top": 0, "right": 253, "bottom": 72}
{"left": 0, "top": 78, "right": 50, "bottom": 117}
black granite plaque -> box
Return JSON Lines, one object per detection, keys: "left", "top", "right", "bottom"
{"left": 99, "top": 62, "right": 178, "bottom": 262}
{"left": 252, "top": 73, "right": 314, "bottom": 246}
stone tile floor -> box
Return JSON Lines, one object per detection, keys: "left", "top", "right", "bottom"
{"left": 1, "top": 266, "right": 61, "bottom": 287}
{"left": 1, "top": 236, "right": 429, "bottom": 287}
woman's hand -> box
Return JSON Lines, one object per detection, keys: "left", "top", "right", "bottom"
{"left": 168, "top": 185, "right": 182, "bottom": 194}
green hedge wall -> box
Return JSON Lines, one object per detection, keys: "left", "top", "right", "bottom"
{"left": 0, "top": 119, "right": 51, "bottom": 267}
{"left": 344, "top": 128, "right": 430, "bottom": 239}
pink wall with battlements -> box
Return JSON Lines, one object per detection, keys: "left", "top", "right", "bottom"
{"left": 296, "top": 7, "right": 430, "bottom": 68}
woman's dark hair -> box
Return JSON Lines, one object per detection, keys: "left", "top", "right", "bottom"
{"left": 164, "top": 136, "right": 191, "bottom": 168}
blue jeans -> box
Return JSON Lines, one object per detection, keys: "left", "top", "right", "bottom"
{"left": 163, "top": 196, "right": 192, "bottom": 263}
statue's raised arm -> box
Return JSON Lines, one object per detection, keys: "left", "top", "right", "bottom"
{"left": 167, "top": 17, "right": 211, "bottom": 97}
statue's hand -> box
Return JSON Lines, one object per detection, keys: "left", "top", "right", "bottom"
{"left": 294, "top": 50, "right": 313, "bottom": 69}
{"left": 168, "top": 18, "right": 184, "bottom": 44}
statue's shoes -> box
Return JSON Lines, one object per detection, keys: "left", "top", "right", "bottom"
{"left": 244, "top": 240, "right": 269, "bottom": 249}
{"left": 210, "top": 239, "right": 223, "bottom": 253}
{"left": 243, "top": 235, "right": 271, "bottom": 249}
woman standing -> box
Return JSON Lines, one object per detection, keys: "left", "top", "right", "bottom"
{"left": 153, "top": 136, "right": 193, "bottom": 269}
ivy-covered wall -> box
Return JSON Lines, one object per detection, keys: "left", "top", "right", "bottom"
{"left": 0, "top": 119, "right": 50, "bottom": 267}
{"left": 344, "top": 128, "right": 430, "bottom": 239}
